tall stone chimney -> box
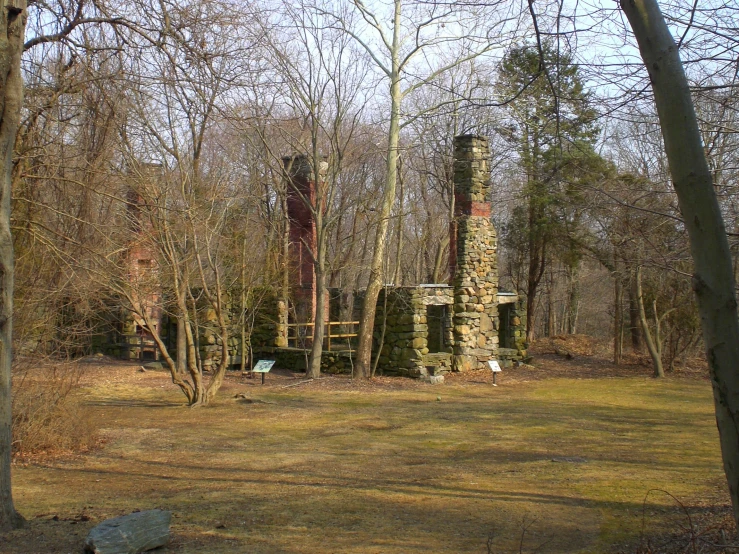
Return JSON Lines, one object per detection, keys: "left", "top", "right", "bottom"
{"left": 450, "top": 135, "right": 498, "bottom": 371}
{"left": 284, "top": 155, "right": 318, "bottom": 325}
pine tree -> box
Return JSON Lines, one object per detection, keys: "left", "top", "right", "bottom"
{"left": 497, "top": 41, "right": 599, "bottom": 342}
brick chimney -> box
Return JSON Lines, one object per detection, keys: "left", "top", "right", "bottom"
{"left": 284, "top": 155, "right": 318, "bottom": 325}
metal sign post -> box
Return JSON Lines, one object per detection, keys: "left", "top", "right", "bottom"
{"left": 488, "top": 360, "right": 502, "bottom": 386}
{"left": 252, "top": 360, "right": 276, "bottom": 385}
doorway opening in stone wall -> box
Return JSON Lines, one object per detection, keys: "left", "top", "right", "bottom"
{"left": 427, "top": 305, "right": 448, "bottom": 353}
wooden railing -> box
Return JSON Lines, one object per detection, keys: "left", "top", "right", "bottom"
{"left": 286, "top": 321, "right": 359, "bottom": 351}
{"left": 120, "top": 334, "right": 159, "bottom": 361}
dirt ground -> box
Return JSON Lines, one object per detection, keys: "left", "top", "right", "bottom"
{"left": 2, "top": 336, "right": 734, "bottom": 553}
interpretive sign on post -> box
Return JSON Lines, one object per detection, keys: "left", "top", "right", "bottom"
{"left": 488, "top": 360, "right": 502, "bottom": 386}
{"left": 252, "top": 359, "right": 275, "bottom": 385}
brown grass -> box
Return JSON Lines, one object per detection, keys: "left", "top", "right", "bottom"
{"left": 0, "top": 344, "right": 733, "bottom": 553}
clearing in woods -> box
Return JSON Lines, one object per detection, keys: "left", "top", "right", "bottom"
{"left": 1, "top": 338, "right": 732, "bottom": 553}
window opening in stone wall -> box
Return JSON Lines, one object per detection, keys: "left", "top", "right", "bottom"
{"left": 498, "top": 304, "right": 511, "bottom": 348}
{"left": 427, "top": 305, "right": 447, "bottom": 353}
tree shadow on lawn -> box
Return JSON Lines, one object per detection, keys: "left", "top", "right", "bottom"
{"left": 18, "top": 460, "right": 726, "bottom": 553}
{"left": 84, "top": 388, "right": 720, "bottom": 474}
{"left": 85, "top": 398, "right": 183, "bottom": 408}
{"left": 42, "top": 452, "right": 711, "bottom": 516}
{"left": 10, "top": 372, "right": 725, "bottom": 552}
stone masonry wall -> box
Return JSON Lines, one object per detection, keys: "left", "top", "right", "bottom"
{"left": 451, "top": 135, "right": 498, "bottom": 371}
{"left": 195, "top": 287, "right": 287, "bottom": 369}
{"left": 373, "top": 286, "right": 453, "bottom": 377}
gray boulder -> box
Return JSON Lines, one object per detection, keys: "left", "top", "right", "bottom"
{"left": 83, "top": 509, "right": 171, "bottom": 554}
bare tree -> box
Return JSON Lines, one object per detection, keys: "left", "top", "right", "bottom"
{"left": 621, "top": 0, "right": 739, "bottom": 526}
{"left": 105, "top": 0, "right": 261, "bottom": 405}
{"left": 0, "top": 0, "right": 28, "bottom": 532}
{"left": 256, "top": 1, "right": 370, "bottom": 378}
{"left": 324, "top": 0, "right": 513, "bottom": 377}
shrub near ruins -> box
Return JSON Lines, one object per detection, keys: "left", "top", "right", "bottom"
{"left": 11, "top": 364, "right": 97, "bottom": 460}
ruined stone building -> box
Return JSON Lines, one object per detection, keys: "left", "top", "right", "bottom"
{"left": 250, "top": 134, "right": 527, "bottom": 376}
{"left": 359, "top": 135, "right": 527, "bottom": 377}
{"left": 99, "top": 135, "right": 526, "bottom": 375}
{"left": 94, "top": 164, "right": 164, "bottom": 361}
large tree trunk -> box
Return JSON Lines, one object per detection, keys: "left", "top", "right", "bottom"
{"left": 354, "top": 117, "right": 398, "bottom": 377}
{"left": 308, "top": 259, "right": 326, "bottom": 379}
{"left": 622, "top": 0, "right": 739, "bottom": 526}
{"left": 0, "top": 0, "right": 27, "bottom": 532}
{"left": 307, "top": 154, "right": 327, "bottom": 380}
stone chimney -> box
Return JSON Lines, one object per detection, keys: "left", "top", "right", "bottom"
{"left": 450, "top": 135, "right": 498, "bottom": 371}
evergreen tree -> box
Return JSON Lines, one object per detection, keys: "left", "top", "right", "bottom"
{"left": 497, "top": 41, "right": 599, "bottom": 342}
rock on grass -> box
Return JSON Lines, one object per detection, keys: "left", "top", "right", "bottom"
{"left": 83, "top": 509, "right": 171, "bottom": 554}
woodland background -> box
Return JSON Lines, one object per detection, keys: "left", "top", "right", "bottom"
{"left": 11, "top": 0, "right": 739, "bottom": 375}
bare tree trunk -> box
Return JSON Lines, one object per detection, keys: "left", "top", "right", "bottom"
{"left": 392, "top": 156, "right": 404, "bottom": 286}
{"left": 239, "top": 308, "right": 246, "bottom": 374}
{"left": 622, "top": 0, "right": 739, "bottom": 526}
{"left": 546, "top": 290, "right": 555, "bottom": 338}
{"left": 308, "top": 252, "right": 326, "bottom": 379}
{"left": 355, "top": 1, "right": 402, "bottom": 378}
{"left": 431, "top": 237, "right": 449, "bottom": 285}
{"left": 628, "top": 269, "right": 643, "bottom": 351}
{"left": 176, "top": 318, "right": 186, "bottom": 375}
{"left": 526, "top": 233, "right": 546, "bottom": 343}
{"left": 281, "top": 193, "right": 290, "bottom": 312}
{"left": 240, "top": 237, "right": 247, "bottom": 373}
{"left": 635, "top": 266, "right": 664, "bottom": 378}
{"left": 0, "top": 0, "right": 27, "bottom": 532}
{"left": 139, "top": 307, "right": 195, "bottom": 404}
{"left": 567, "top": 263, "right": 580, "bottom": 334}
{"left": 614, "top": 267, "right": 623, "bottom": 365}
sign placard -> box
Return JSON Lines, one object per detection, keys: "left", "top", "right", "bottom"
{"left": 252, "top": 360, "right": 276, "bottom": 373}
{"left": 488, "top": 360, "right": 502, "bottom": 373}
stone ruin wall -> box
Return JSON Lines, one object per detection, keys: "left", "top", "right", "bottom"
{"left": 373, "top": 286, "right": 453, "bottom": 377}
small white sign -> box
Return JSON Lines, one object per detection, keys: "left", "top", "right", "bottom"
{"left": 488, "top": 360, "right": 502, "bottom": 373}
{"left": 252, "top": 360, "right": 276, "bottom": 373}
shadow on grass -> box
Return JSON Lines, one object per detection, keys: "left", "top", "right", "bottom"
{"left": 85, "top": 398, "right": 184, "bottom": 408}
{"left": 15, "top": 375, "right": 723, "bottom": 553}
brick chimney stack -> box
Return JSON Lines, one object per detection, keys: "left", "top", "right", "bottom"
{"left": 284, "top": 155, "right": 318, "bottom": 325}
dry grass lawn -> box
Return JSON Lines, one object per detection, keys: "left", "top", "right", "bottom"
{"left": 1, "top": 341, "right": 732, "bottom": 553}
